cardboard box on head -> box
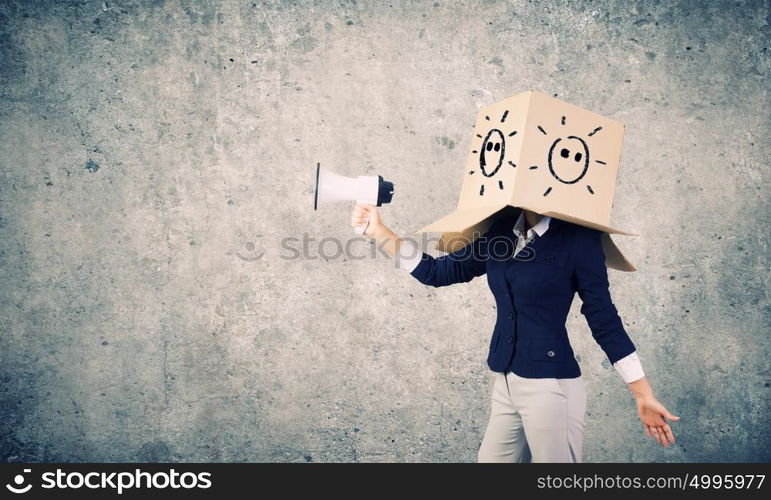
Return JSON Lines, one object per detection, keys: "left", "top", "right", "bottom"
{"left": 417, "top": 90, "right": 636, "bottom": 271}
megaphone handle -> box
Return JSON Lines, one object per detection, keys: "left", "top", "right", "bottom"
{"left": 353, "top": 214, "right": 369, "bottom": 235}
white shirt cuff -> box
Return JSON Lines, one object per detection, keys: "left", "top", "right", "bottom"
{"left": 613, "top": 351, "right": 645, "bottom": 384}
{"left": 397, "top": 240, "right": 423, "bottom": 273}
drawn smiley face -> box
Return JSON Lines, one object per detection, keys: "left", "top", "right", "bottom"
{"left": 547, "top": 135, "right": 590, "bottom": 184}
{"left": 468, "top": 110, "right": 518, "bottom": 196}
{"left": 532, "top": 120, "right": 605, "bottom": 197}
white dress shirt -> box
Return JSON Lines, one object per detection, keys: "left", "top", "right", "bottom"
{"left": 398, "top": 211, "right": 645, "bottom": 384}
{"left": 512, "top": 211, "right": 551, "bottom": 255}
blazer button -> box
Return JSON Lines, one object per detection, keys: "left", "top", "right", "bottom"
{"left": 508, "top": 336, "right": 514, "bottom": 344}
{"left": 545, "top": 255, "right": 554, "bottom": 264}
{"left": 507, "top": 313, "right": 514, "bottom": 320}
{"left": 546, "top": 350, "right": 556, "bottom": 358}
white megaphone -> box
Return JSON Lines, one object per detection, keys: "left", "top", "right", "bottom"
{"left": 314, "top": 163, "right": 395, "bottom": 234}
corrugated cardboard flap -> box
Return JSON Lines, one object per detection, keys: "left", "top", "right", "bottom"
{"left": 416, "top": 204, "right": 637, "bottom": 272}
{"left": 519, "top": 206, "right": 637, "bottom": 272}
{"left": 415, "top": 204, "right": 510, "bottom": 254}
{"left": 600, "top": 233, "right": 636, "bottom": 272}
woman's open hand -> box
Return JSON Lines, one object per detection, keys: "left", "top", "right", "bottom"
{"left": 628, "top": 377, "right": 680, "bottom": 448}
{"left": 636, "top": 395, "right": 680, "bottom": 447}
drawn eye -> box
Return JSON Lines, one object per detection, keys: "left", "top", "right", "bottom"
{"left": 560, "top": 148, "right": 570, "bottom": 158}
{"left": 574, "top": 152, "right": 582, "bottom": 162}
{"left": 494, "top": 143, "right": 500, "bottom": 152}
{"left": 486, "top": 142, "right": 493, "bottom": 151}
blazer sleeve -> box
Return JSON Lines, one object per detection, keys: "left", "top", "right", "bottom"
{"left": 409, "top": 232, "right": 488, "bottom": 287}
{"left": 572, "top": 228, "right": 637, "bottom": 364}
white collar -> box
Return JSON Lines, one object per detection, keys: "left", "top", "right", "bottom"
{"left": 513, "top": 211, "right": 551, "bottom": 239}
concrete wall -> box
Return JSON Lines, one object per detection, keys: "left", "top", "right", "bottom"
{"left": 0, "top": 0, "right": 768, "bottom": 462}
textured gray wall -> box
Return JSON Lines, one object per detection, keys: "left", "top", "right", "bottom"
{"left": 0, "top": 0, "right": 768, "bottom": 463}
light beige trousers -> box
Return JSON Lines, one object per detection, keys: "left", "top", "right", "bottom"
{"left": 477, "top": 371, "right": 587, "bottom": 463}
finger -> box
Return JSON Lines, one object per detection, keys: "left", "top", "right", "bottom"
{"left": 656, "top": 428, "right": 667, "bottom": 447}
{"left": 662, "top": 427, "right": 671, "bottom": 447}
{"left": 655, "top": 427, "right": 669, "bottom": 448}
{"left": 662, "top": 424, "right": 676, "bottom": 446}
{"left": 651, "top": 427, "right": 661, "bottom": 444}
{"left": 651, "top": 426, "right": 664, "bottom": 447}
{"left": 665, "top": 410, "right": 680, "bottom": 421}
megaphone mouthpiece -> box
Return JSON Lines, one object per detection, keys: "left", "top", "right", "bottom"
{"left": 377, "top": 176, "right": 394, "bottom": 206}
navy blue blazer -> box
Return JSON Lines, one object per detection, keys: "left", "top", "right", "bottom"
{"left": 410, "top": 208, "right": 636, "bottom": 378}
